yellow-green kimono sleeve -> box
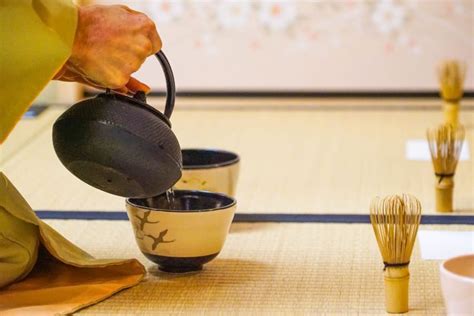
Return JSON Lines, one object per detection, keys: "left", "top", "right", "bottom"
{"left": 0, "top": 0, "right": 78, "bottom": 143}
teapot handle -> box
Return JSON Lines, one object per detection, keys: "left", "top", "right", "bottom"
{"left": 111, "top": 51, "right": 175, "bottom": 119}
{"left": 154, "top": 51, "right": 176, "bottom": 119}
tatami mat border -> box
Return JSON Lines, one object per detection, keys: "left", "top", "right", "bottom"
{"left": 166, "top": 104, "right": 474, "bottom": 112}
{"left": 85, "top": 90, "right": 474, "bottom": 98}
{"left": 35, "top": 211, "right": 474, "bottom": 225}
{"left": 23, "top": 105, "right": 48, "bottom": 118}
{"left": 27, "top": 104, "right": 474, "bottom": 113}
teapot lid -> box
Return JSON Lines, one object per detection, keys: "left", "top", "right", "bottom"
{"left": 97, "top": 90, "right": 172, "bottom": 127}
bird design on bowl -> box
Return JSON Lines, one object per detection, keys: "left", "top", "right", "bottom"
{"left": 131, "top": 210, "right": 175, "bottom": 250}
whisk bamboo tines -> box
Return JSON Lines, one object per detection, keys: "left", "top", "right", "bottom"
{"left": 427, "top": 124, "right": 465, "bottom": 212}
{"left": 370, "top": 194, "right": 422, "bottom": 314}
{"left": 437, "top": 60, "right": 467, "bottom": 127}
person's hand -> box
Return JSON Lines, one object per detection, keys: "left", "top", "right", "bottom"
{"left": 54, "top": 5, "right": 161, "bottom": 94}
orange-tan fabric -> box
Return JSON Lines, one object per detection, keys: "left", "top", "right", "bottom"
{"left": 0, "top": 173, "right": 146, "bottom": 315}
{"left": 0, "top": 248, "right": 145, "bottom": 315}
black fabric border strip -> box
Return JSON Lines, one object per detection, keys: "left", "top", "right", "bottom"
{"left": 25, "top": 104, "right": 474, "bottom": 115}
{"left": 165, "top": 104, "right": 473, "bottom": 112}
{"left": 84, "top": 90, "right": 474, "bottom": 99}
{"left": 62, "top": 103, "right": 474, "bottom": 112}
{"left": 23, "top": 105, "right": 48, "bottom": 118}
{"left": 35, "top": 211, "right": 474, "bottom": 225}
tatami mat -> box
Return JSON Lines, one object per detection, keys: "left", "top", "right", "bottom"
{"left": 1, "top": 109, "right": 59, "bottom": 163}
{"left": 40, "top": 219, "right": 471, "bottom": 315}
{"left": 1, "top": 105, "right": 473, "bottom": 214}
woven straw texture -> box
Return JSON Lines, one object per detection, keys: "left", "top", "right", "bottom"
{"left": 39, "top": 219, "right": 472, "bottom": 315}
{"left": 1, "top": 105, "right": 473, "bottom": 214}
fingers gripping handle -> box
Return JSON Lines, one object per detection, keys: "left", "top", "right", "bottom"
{"left": 119, "top": 51, "right": 175, "bottom": 119}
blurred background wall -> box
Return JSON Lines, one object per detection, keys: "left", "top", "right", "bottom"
{"left": 41, "top": 0, "right": 474, "bottom": 102}
{"left": 95, "top": 0, "right": 473, "bottom": 93}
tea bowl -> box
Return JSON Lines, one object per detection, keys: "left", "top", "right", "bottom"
{"left": 440, "top": 254, "right": 474, "bottom": 315}
{"left": 126, "top": 190, "right": 236, "bottom": 273}
{"left": 174, "top": 149, "right": 240, "bottom": 196}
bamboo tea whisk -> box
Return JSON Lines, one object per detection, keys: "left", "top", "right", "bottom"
{"left": 437, "top": 60, "right": 467, "bottom": 127}
{"left": 427, "top": 124, "right": 465, "bottom": 212}
{"left": 370, "top": 194, "right": 422, "bottom": 314}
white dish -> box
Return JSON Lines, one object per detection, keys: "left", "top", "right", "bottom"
{"left": 440, "top": 254, "right": 474, "bottom": 315}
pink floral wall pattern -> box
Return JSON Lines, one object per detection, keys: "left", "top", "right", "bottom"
{"left": 95, "top": 0, "right": 473, "bottom": 91}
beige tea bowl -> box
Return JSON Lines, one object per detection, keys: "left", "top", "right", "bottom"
{"left": 174, "top": 149, "right": 240, "bottom": 196}
{"left": 126, "top": 190, "right": 236, "bottom": 273}
{"left": 440, "top": 254, "right": 474, "bottom": 315}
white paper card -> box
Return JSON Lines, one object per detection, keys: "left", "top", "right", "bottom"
{"left": 405, "top": 139, "right": 470, "bottom": 161}
{"left": 418, "top": 230, "right": 474, "bottom": 260}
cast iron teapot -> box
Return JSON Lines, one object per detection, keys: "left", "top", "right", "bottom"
{"left": 53, "top": 51, "right": 182, "bottom": 198}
